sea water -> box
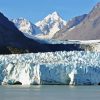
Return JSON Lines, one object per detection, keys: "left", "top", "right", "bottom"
{"left": 0, "top": 85, "right": 100, "bottom": 100}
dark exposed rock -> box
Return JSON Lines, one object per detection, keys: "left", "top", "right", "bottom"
{"left": 13, "top": 81, "right": 22, "bottom": 85}
{"left": 0, "top": 12, "right": 87, "bottom": 54}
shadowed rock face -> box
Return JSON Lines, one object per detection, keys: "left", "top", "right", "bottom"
{"left": 0, "top": 12, "right": 48, "bottom": 54}
{"left": 0, "top": 12, "right": 86, "bottom": 54}
{"left": 0, "top": 11, "right": 99, "bottom": 54}
{"left": 53, "top": 2, "right": 100, "bottom": 40}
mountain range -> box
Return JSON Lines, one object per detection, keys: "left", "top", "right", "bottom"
{"left": 12, "top": 2, "right": 100, "bottom": 40}
{"left": 53, "top": 2, "right": 100, "bottom": 40}
{"left": 12, "top": 12, "right": 87, "bottom": 39}
{"left": 0, "top": 12, "right": 48, "bottom": 54}
{"left": 12, "top": 12, "right": 67, "bottom": 39}
{"left": 0, "top": 12, "right": 85, "bottom": 54}
{"left": 0, "top": 2, "right": 100, "bottom": 54}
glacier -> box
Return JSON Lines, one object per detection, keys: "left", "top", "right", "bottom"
{"left": 0, "top": 51, "right": 100, "bottom": 85}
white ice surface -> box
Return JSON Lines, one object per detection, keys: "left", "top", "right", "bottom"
{"left": 0, "top": 51, "right": 100, "bottom": 85}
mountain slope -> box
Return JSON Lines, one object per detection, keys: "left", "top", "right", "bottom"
{"left": 35, "top": 12, "right": 67, "bottom": 39}
{"left": 53, "top": 14, "right": 87, "bottom": 38}
{"left": 53, "top": 2, "right": 100, "bottom": 40}
{"left": 13, "top": 12, "right": 87, "bottom": 40}
{"left": 0, "top": 12, "right": 47, "bottom": 54}
{"left": 12, "top": 18, "right": 42, "bottom": 35}
{"left": 0, "top": 12, "right": 90, "bottom": 54}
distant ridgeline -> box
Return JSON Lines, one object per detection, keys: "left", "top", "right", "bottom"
{"left": 0, "top": 12, "right": 98, "bottom": 54}
{"left": 0, "top": 2, "right": 100, "bottom": 54}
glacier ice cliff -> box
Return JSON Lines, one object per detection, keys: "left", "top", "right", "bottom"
{"left": 0, "top": 51, "right": 100, "bottom": 85}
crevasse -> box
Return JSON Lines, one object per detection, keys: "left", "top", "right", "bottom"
{"left": 0, "top": 51, "right": 100, "bottom": 85}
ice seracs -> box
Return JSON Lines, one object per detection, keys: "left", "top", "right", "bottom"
{"left": 1, "top": 51, "right": 100, "bottom": 85}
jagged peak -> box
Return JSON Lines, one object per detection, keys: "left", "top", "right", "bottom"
{"left": 12, "top": 18, "right": 33, "bottom": 29}
{"left": 51, "top": 11, "right": 60, "bottom": 17}
{"left": 35, "top": 11, "right": 66, "bottom": 26}
{"left": 12, "top": 17, "right": 31, "bottom": 23}
{"left": 44, "top": 11, "right": 61, "bottom": 21}
{"left": 94, "top": 2, "right": 100, "bottom": 8}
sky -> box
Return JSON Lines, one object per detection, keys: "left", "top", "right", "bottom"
{"left": 0, "top": 0, "right": 100, "bottom": 23}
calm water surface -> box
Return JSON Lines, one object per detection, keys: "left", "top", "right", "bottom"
{"left": 0, "top": 85, "right": 100, "bottom": 100}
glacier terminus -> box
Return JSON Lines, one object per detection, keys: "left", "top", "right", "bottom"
{"left": 1, "top": 51, "right": 100, "bottom": 85}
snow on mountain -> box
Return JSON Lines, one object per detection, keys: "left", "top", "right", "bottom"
{"left": 35, "top": 12, "right": 67, "bottom": 39}
{"left": 12, "top": 18, "right": 42, "bottom": 35}
{"left": 1, "top": 51, "right": 100, "bottom": 85}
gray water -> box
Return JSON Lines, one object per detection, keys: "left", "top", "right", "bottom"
{"left": 0, "top": 85, "right": 100, "bottom": 100}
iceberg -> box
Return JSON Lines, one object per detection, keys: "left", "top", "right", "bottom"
{"left": 0, "top": 51, "right": 100, "bottom": 85}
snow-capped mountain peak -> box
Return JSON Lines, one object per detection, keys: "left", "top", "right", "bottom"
{"left": 35, "top": 12, "right": 67, "bottom": 39}
{"left": 12, "top": 12, "right": 67, "bottom": 39}
{"left": 12, "top": 18, "right": 42, "bottom": 36}
{"left": 12, "top": 17, "right": 32, "bottom": 31}
{"left": 45, "top": 11, "right": 60, "bottom": 21}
